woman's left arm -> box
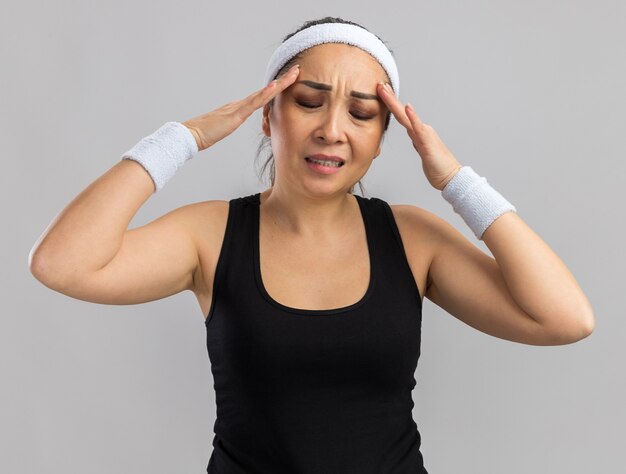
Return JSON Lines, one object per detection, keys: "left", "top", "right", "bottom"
{"left": 377, "top": 82, "right": 595, "bottom": 344}
{"left": 481, "top": 210, "right": 595, "bottom": 340}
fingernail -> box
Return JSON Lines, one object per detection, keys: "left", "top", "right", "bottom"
{"left": 384, "top": 82, "right": 392, "bottom": 92}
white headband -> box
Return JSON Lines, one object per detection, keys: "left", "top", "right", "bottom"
{"left": 263, "top": 23, "right": 400, "bottom": 98}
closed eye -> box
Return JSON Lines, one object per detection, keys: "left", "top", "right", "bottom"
{"left": 295, "top": 100, "right": 375, "bottom": 121}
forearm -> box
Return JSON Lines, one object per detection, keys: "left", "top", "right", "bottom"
{"left": 29, "top": 159, "right": 154, "bottom": 285}
{"left": 481, "top": 211, "right": 595, "bottom": 336}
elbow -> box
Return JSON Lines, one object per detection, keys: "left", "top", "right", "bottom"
{"left": 28, "top": 245, "right": 46, "bottom": 281}
{"left": 29, "top": 249, "right": 54, "bottom": 287}
{"left": 547, "top": 312, "right": 595, "bottom": 345}
{"left": 575, "top": 300, "right": 596, "bottom": 341}
{"left": 568, "top": 320, "right": 594, "bottom": 344}
{"left": 29, "top": 247, "right": 65, "bottom": 290}
{"left": 579, "top": 312, "right": 596, "bottom": 340}
{"left": 547, "top": 296, "right": 596, "bottom": 345}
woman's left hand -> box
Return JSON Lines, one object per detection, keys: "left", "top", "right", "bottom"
{"left": 377, "top": 82, "right": 463, "bottom": 191}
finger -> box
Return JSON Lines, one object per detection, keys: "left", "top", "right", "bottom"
{"left": 377, "top": 82, "right": 413, "bottom": 130}
{"left": 405, "top": 103, "right": 424, "bottom": 127}
{"left": 266, "top": 64, "right": 301, "bottom": 97}
{"left": 405, "top": 104, "right": 427, "bottom": 139}
{"left": 237, "top": 64, "right": 299, "bottom": 108}
{"left": 404, "top": 104, "right": 426, "bottom": 151}
{"left": 241, "top": 64, "right": 301, "bottom": 117}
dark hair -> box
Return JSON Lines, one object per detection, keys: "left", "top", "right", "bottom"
{"left": 254, "top": 16, "right": 395, "bottom": 197}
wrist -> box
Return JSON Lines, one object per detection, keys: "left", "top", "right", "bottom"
{"left": 120, "top": 121, "right": 198, "bottom": 192}
{"left": 182, "top": 121, "right": 203, "bottom": 151}
{"left": 441, "top": 166, "right": 517, "bottom": 240}
{"left": 440, "top": 164, "right": 463, "bottom": 191}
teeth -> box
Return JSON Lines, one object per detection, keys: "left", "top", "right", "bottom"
{"left": 308, "top": 158, "right": 342, "bottom": 167}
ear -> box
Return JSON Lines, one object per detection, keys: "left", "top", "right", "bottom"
{"left": 262, "top": 103, "right": 272, "bottom": 137}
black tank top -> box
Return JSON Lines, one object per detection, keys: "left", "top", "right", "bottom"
{"left": 205, "top": 192, "right": 428, "bottom": 474}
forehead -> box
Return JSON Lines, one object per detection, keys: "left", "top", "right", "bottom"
{"left": 296, "top": 43, "right": 388, "bottom": 79}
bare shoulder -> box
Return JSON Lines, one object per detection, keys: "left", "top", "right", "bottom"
{"left": 386, "top": 203, "right": 451, "bottom": 299}
{"left": 387, "top": 204, "right": 447, "bottom": 241}
{"left": 162, "top": 199, "right": 229, "bottom": 247}
{"left": 177, "top": 199, "right": 230, "bottom": 236}
{"left": 179, "top": 199, "right": 230, "bottom": 299}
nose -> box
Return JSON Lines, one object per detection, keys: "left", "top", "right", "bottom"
{"left": 314, "top": 104, "right": 347, "bottom": 144}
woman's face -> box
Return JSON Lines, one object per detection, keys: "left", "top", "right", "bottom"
{"left": 262, "top": 43, "right": 390, "bottom": 196}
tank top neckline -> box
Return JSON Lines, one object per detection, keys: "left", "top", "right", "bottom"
{"left": 251, "top": 192, "right": 377, "bottom": 316}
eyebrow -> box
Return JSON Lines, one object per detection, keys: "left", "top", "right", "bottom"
{"left": 294, "top": 80, "right": 380, "bottom": 101}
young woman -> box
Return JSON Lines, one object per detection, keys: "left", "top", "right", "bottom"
{"left": 29, "top": 16, "right": 595, "bottom": 474}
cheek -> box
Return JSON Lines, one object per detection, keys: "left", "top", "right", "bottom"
{"left": 359, "top": 129, "right": 384, "bottom": 148}
{"left": 273, "top": 103, "right": 306, "bottom": 133}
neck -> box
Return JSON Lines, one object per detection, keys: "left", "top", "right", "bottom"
{"left": 259, "top": 185, "right": 357, "bottom": 238}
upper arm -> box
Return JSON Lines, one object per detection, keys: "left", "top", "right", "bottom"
{"left": 408, "top": 207, "right": 554, "bottom": 345}
{"left": 56, "top": 201, "right": 214, "bottom": 306}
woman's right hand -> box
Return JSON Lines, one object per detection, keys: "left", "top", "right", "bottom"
{"left": 182, "top": 64, "right": 301, "bottom": 152}
{"left": 28, "top": 63, "right": 302, "bottom": 305}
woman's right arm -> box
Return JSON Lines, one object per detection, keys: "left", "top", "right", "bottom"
{"left": 28, "top": 158, "right": 201, "bottom": 304}
{"left": 28, "top": 63, "right": 302, "bottom": 305}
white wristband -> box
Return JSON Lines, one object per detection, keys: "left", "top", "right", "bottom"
{"left": 121, "top": 121, "right": 199, "bottom": 192}
{"left": 441, "top": 166, "right": 517, "bottom": 240}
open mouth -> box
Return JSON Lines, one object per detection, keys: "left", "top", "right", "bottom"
{"left": 305, "top": 157, "right": 345, "bottom": 168}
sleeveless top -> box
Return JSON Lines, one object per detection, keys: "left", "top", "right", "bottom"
{"left": 205, "top": 192, "right": 428, "bottom": 474}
